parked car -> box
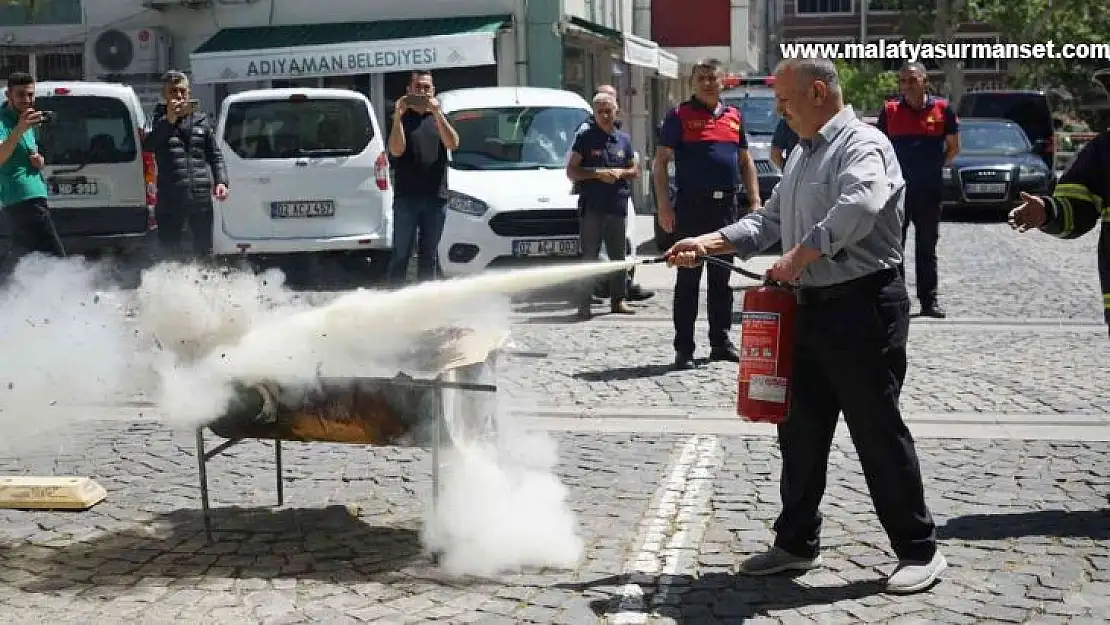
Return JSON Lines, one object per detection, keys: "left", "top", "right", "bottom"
{"left": 941, "top": 118, "right": 1055, "bottom": 216}
{"left": 957, "top": 90, "right": 1057, "bottom": 170}
{"left": 212, "top": 88, "right": 393, "bottom": 268}
{"left": 0, "top": 81, "right": 154, "bottom": 257}
{"left": 435, "top": 86, "right": 637, "bottom": 278}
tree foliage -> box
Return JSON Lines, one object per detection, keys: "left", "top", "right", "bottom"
{"left": 835, "top": 60, "right": 900, "bottom": 114}
{"left": 967, "top": 0, "right": 1110, "bottom": 100}
{"left": 891, "top": 0, "right": 1110, "bottom": 102}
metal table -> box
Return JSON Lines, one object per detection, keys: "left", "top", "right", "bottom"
{"left": 194, "top": 366, "right": 499, "bottom": 544}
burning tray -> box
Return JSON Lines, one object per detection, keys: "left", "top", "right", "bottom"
{"left": 203, "top": 325, "right": 508, "bottom": 446}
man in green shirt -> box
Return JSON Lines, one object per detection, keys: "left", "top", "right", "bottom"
{"left": 0, "top": 72, "right": 65, "bottom": 271}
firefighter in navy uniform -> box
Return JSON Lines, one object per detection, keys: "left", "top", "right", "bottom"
{"left": 653, "top": 58, "right": 762, "bottom": 369}
{"left": 1009, "top": 129, "right": 1110, "bottom": 334}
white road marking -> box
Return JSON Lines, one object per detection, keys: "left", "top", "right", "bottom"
{"left": 608, "top": 434, "right": 722, "bottom": 625}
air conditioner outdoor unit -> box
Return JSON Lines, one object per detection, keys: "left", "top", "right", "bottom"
{"left": 86, "top": 27, "right": 173, "bottom": 77}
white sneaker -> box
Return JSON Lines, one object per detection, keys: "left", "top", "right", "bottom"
{"left": 886, "top": 551, "right": 947, "bottom": 594}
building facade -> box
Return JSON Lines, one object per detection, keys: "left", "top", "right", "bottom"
{"left": 772, "top": 0, "right": 1007, "bottom": 93}
{"left": 650, "top": 0, "right": 770, "bottom": 74}
{"left": 0, "top": 0, "right": 677, "bottom": 210}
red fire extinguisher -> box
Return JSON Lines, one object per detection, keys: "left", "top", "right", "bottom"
{"left": 648, "top": 255, "right": 796, "bottom": 424}
{"left": 736, "top": 282, "right": 796, "bottom": 424}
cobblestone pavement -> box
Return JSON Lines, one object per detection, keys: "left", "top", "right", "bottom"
{"left": 499, "top": 324, "right": 1110, "bottom": 415}
{"left": 0, "top": 424, "right": 1108, "bottom": 624}
{"left": 0, "top": 214, "right": 1108, "bottom": 623}
{"left": 556, "top": 220, "right": 1103, "bottom": 321}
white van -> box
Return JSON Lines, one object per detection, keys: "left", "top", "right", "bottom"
{"left": 435, "top": 87, "right": 637, "bottom": 278}
{"left": 1, "top": 81, "right": 154, "bottom": 255}
{"left": 213, "top": 88, "right": 392, "bottom": 264}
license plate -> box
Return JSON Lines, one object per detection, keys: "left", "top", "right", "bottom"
{"left": 271, "top": 200, "right": 335, "bottom": 218}
{"left": 512, "top": 238, "right": 580, "bottom": 257}
{"left": 966, "top": 183, "right": 1006, "bottom": 194}
{"left": 50, "top": 181, "right": 99, "bottom": 196}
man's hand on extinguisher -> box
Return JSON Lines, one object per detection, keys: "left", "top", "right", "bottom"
{"left": 664, "top": 237, "right": 707, "bottom": 267}
{"left": 767, "top": 243, "right": 821, "bottom": 283}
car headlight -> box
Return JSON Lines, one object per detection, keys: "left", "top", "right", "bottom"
{"left": 942, "top": 166, "right": 953, "bottom": 181}
{"left": 1018, "top": 165, "right": 1047, "bottom": 182}
{"left": 447, "top": 192, "right": 489, "bottom": 217}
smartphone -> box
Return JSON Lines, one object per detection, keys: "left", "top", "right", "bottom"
{"left": 183, "top": 99, "right": 200, "bottom": 114}
{"left": 36, "top": 110, "right": 56, "bottom": 124}
{"left": 406, "top": 94, "right": 429, "bottom": 107}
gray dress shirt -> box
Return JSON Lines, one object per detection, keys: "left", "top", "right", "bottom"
{"left": 719, "top": 105, "right": 906, "bottom": 288}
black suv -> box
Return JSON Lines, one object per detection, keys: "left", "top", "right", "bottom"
{"left": 957, "top": 90, "right": 1057, "bottom": 170}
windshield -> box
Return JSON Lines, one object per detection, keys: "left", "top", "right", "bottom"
{"left": 966, "top": 95, "right": 1052, "bottom": 140}
{"left": 959, "top": 122, "right": 1032, "bottom": 154}
{"left": 725, "top": 96, "right": 781, "bottom": 135}
{"left": 31, "top": 96, "right": 138, "bottom": 165}
{"left": 447, "top": 106, "right": 587, "bottom": 170}
{"left": 222, "top": 98, "right": 372, "bottom": 159}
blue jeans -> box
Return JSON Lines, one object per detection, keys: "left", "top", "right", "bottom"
{"left": 387, "top": 194, "right": 447, "bottom": 285}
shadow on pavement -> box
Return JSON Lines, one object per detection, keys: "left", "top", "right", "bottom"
{"left": 938, "top": 508, "right": 1110, "bottom": 541}
{"left": 562, "top": 572, "right": 886, "bottom": 621}
{"left": 12, "top": 505, "right": 423, "bottom": 593}
{"left": 573, "top": 363, "right": 681, "bottom": 381}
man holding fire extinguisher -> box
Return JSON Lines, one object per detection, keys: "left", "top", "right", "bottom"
{"left": 665, "top": 57, "right": 946, "bottom": 594}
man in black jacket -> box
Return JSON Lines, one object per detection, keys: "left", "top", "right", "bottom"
{"left": 142, "top": 70, "right": 228, "bottom": 259}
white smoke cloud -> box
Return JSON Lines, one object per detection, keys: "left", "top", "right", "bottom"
{"left": 0, "top": 253, "right": 618, "bottom": 575}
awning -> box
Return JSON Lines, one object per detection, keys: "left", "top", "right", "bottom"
{"left": 623, "top": 33, "right": 659, "bottom": 69}
{"left": 564, "top": 16, "right": 622, "bottom": 44}
{"left": 189, "top": 15, "right": 511, "bottom": 84}
{"left": 657, "top": 50, "right": 679, "bottom": 79}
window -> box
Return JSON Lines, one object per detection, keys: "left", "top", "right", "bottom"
{"left": 723, "top": 95, "right": 781, "bottom": 135}
{"left": 222, "top": 97, "right": 373, "bottom": 159}
{"left": 447, "top": 106, "right": 589, "bottom": 170}
{"left": 35, "top": 53, "right": 83, "bottom": 81}
{"left": 30, "top": 96, "right": 138, "bottom": 165}
{"left": 867, "top": 0, "right": 904, "bottom": 11}
{"left": 796, "top": 0, "right": 852, "bottom": 14}
{"left": 961, "top": 37, "right": 1000, "bottom": 71}
{"left": 0, "top": 0, "right": 81, "bottom": 25}
{"left": 959, "top": 121, "right": 1031, "bottom": 154}
{"left": 0, "top": 53, "right": 30, "bottom": 77}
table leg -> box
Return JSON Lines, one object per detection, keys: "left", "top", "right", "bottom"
{"left": 196, "top": 428, "right": 213, "bottom": 544}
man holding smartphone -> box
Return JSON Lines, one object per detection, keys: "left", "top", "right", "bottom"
{"left": 0, "top": 71, "right": 66, "bottom": 272}
{"left": 386, "top": 70, "right": 459, "bottom": 285}
{"left": 142, "top": 70, "right": 228, "bottom": 260}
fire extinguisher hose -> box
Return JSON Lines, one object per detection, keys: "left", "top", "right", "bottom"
{"left": 640, "top": 255, "right": 769, "bottom": 283}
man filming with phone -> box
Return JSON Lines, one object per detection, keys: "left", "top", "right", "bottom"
{"left": 143, "top": 70, "right": 228, "bottom": 260}
{"left": 386, "top": 70, "right": 459, "bottom": 285}
{"left": 0, "top": 71, "right": 66, "bottom": 272}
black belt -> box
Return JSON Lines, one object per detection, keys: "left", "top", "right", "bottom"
{"left": 677, "top": 188, "right": 738, "bottom": 200}
{"left": 795, "top": 267, "right": 900, "bottom": 306}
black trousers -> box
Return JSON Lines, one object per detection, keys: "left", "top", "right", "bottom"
{"left": 155, "top": 200, "right": 214, "bottom": 259}
{"left": 673, "top": 190, "right": 739, "bottom": 354}
{"left": 900, "top": 189, "right": 941, "bottom": 305}
{"left": 772, "top": 268, "right": 937, "bottom": 563}
{"left": 3, "top": 197, "right": 66, "bottom": 269}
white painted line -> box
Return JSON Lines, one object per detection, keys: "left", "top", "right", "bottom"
{"left": 608, "top": 435, "right": 721, "bottom": 625}
{"left": 652, "top": 436, "right": 720, "bottom": 613}
{"left": 608, "top": 435, "right": 697, "bottom": 625}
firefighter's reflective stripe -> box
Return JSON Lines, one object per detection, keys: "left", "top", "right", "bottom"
{"left": 1053, "top": 183, "right": 1103, "bottom": 234}
{"left": 1104, "top": 293, "right": 1110, "bottom": 309}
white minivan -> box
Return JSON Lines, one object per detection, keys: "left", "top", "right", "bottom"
{"left": 1, "top": 81, "right": 154, "bottom": 256}
{"left": 212, "top": 88, "right": 392, "bottom": 264}
{"left": 436, "top": 87, "right": 637, "bottom": 278}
